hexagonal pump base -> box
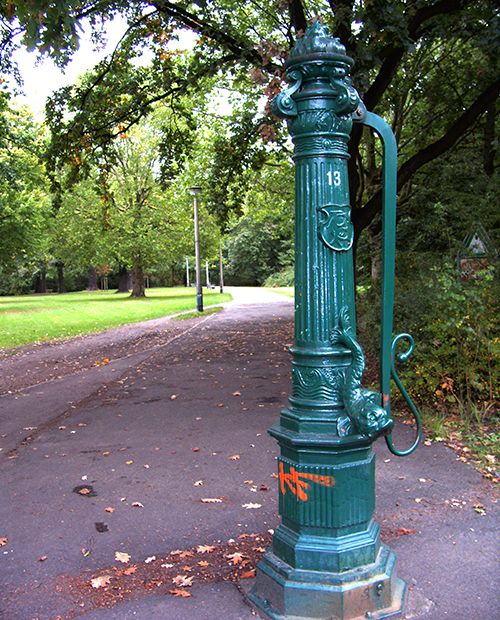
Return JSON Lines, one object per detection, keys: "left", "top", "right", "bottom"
{"left": 248, "top": 543, "right": 406, "bottom": 620}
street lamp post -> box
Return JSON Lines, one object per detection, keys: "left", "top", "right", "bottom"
{"left": 219, "top": 247, "right": 224, "bottom": 294}
{"left": 189, "top": 186, "right": 203, "bottom": 312}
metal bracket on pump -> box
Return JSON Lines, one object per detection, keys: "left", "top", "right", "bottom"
{"left": 354, "top": 104, "right": 422, "bottom": 456}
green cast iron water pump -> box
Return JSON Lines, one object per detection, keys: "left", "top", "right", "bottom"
{"left": 248, "top": 20, "right": 422, "bottom": 620}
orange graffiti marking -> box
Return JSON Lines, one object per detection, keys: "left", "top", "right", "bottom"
{"left": 279, "top": 463, "right": 335, "bottom": 502}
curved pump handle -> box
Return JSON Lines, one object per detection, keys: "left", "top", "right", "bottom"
{"left": 354, "top": 106, "right": 422, "bottom": 456}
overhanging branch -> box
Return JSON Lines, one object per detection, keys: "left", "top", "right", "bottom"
{"left": 353, "top": 76, "right": 500, "bottom": 234}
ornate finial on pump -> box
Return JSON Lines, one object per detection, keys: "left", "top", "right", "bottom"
{"left": 271, "top": 20, "right": 360, "bottom": 120}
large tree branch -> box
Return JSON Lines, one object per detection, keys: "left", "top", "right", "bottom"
{"left": 363, "top": 0, "right": 468, "bottom": 112}
{"left": 151, "top": 0, "right": 271, "bottom": 68}
{"left": 353, "top": 76, "right": 500, "bottom": 235}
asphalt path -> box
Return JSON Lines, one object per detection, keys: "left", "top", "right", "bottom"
{"left": 0, "top": 288, "right": 498, "bottom": 620}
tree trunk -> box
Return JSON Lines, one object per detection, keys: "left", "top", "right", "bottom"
{"left": 87, "top": 267, "right": 99, "bottom": 291}
{"left": 116, "top": 264, "right": 130, "bottom": 293}
{"left": 367, "top": 229, "right": 382, "bottom": 280}
{"left": 131, "top": 253, "right": 146, "bottom": 297}
{"left": 34, "top": 269, "right": 47, "bottom": 294}
{"left": 57, "top": 261, "right": 66, "bottom": 293}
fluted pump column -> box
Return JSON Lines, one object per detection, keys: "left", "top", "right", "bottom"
{"left": 248, "top": 21, "right": 406, "bottom": 620}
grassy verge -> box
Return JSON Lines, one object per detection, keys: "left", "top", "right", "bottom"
{"left": 420, "top": 406, "right": 500, "bottom": 480}
{"left": 0, "top": 287, "right": 232, "bottom": 351}
{"left": 264, "top": 287, "right": 294, "bottom": 298}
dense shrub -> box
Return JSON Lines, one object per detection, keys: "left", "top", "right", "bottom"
{"left": 358, "top": 260, "right": 500, "bottom": 419}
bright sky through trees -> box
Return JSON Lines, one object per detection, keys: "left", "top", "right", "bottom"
{"left": 11, "top": 17, "right": 127, "bottom": 117}
{"left": 11, "top": 17, "right": 196, "bottom": 117}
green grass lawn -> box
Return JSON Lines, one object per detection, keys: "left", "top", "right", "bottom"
{"left": 0, "top": 287, "right": 232, "bottom": 351}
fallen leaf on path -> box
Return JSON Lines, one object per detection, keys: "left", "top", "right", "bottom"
{"left": 0, "top": 538, "right": 7, "bottom": 547}
{"left": 123, "top": 566, "right": 137, "bottom": 575}
{"left": 78, "top": 488, "right": 91, "bottom": 495}
{"left": 196, "top": 544, "right": 215, "bottom": 554}
{"left": 241, "top": 570, "right": 256, "bottom": 579}
{"left": 170, "top": 589, "right": 191, "bottom": 597}
{"left": 259, "top": 485, "right": 269, "bottom": 491}
{"left": 115, "top": 551, "right": 131, "bottom": 564}
{"left": 193, "top": 447, "right": 200, "bottom": 452}
{"left": 395, "top": 528, "right": 417, "bottom": 537}
{"left": 198, "top": 560, "right": 209, "bottom": 567}
{"left": 132, "top": 502, "right": 144, "bottom": 508}
{"left": 232, "top": 391, "right": 241, "bottom": 396}
{"left": 37, "top": 556, "right": 47, "bottom": 562}
{"left": 242, "top": 503, "right": 262, "bottom": 509}
{"left": 126, "top": 460, "right": 133, "bottom": 465}
{"left": 91, "top": 575, "right": 112, "bottom": 588}
{"left": 145, "top": 556, "right": 156, "bottom": 563}
{"left": 227, "top": 552, "right": 244, "bottom": 565}
{"left": 229, "top": 454, "right": 240, "bottom": 460}
{"left": 200, "top": 498, "right": 222, "bottom": 503}
{"left": 105, "top": 507, "right": 115, "bottom": 513}
{"left": 194, "top": 480, "right": 203, "bottom": 487}
{"left": 172, "top": 575, "right": 194, "bottom": 587}
{"left": 170, "top": 395, "right": 178, "bottom": 400}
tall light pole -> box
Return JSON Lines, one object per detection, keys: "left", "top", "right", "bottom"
{"left": 219, "top": 247, "right": 224, "bottom": 294}
{"left": 189, "top": 186, "right": 203, "bottom": 312}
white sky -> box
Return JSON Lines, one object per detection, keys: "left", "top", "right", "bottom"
{"left": 12, "top": 17, "right": 130, "bottom": 118}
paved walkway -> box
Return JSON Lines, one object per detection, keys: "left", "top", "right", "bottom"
{"left": 0, "top": 289, "right": 498, "bottom": 620}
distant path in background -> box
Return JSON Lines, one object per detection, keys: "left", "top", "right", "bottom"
{"left": 0, "top": 287, "right": 292, "bottom": 396}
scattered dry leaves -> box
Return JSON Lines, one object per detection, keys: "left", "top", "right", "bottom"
{"left": 115, "top": 551, "right": 131, "bottom": 564}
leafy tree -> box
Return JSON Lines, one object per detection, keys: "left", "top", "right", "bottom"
{"left": 3, "top": 1, "right": 499, "bottom": 242}
{"left": 0, "top": 92, "right": 51, "bottom": 293}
